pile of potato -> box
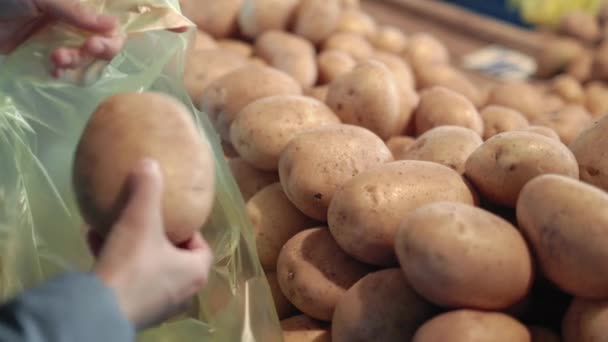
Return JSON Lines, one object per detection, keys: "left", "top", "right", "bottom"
{"left": 179, "top": 0, "right": 608, "bottom": 340}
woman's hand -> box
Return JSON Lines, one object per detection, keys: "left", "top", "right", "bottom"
{"left": 90, "top": 159, "right": 213, "bottom": 329}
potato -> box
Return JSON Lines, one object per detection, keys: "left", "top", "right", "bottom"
{"left": 247, "top": 183, "right": 316, "bottom": 270}
{"left": 222, "top": 141, "right": 239, "bottom": 159}
{"left": 180, "top": 0, "right": 241, "bottom": 38}
{"left": 415, "top": 87, "right": 483, "bottom": 136}
{"left": 397, "top": 202, "right": 533, "bottom": 309}
{"left": 184, "top": 50, "right": 248, "bottom": 106}
{"left": 336, "top": 9, "right": 377, "bottom": 38}
{"left": 415, "top": 64, "right": 482, "bottom": 107}
{"left": 281, "top": 315, "right": 331, "bottom": 342}
{"left": 73, "top": 92, "right": 215, "bottom": 243}
{"left": 585, "top": 82, "right": 608, "bottom": 118}
{"left": 332, "top": 269, "right": 436, "bottom": 342}
{"left": 528, "top": 326, "right": 560, "bottom": 342}
{"left": 559, "top": 11, "right": 601, "bottom": 44}
{"left": 228, "top": 158, "right": 279, "bottom": 201}
{"left": 277, "top": 228, "right": 371, "bottom": 321}
{"left": 563, "top": 298, "right": 608, "bottom": 342}
{"left": 551, "top": 75, "right": 585, "bottom": 104}
{"left": 593, "top": 41, "right": 608, "bottom": 81}
{"left": 566, "top": 51, "right": 593, "bottom": 82}
{"left": 571, "top": 115, "right": 608, "bottom": 192}
{"left": 238, "top": 0, "right": 300, "bottom": 38}
{"left": 535, "top": 38, "right": 584, "bottom": 79}
{"left": 465, "top": 131, "right": 579, "bottom": 207}
{"left": 254, "top": 31, "right": 317, "bottom": 88}
{"left": 326, "top": 61, "right": 403, "bottom": 139}
{"left": 370, "top": 25, "right": 408, "bottom": 54}
{"left": 217, "top": 39, "right": 253, "bottom": 58}
{"left": 279, "top": 124, "right": 393, "bottom": 220}
{"left": 531, "top": 105, "right": 593, "bottom": 145}
{"left": 267, "top": 272, "right": 298, "bottom": 319}
{"left": 231, "top": 95, "right": 340, "bottom": 170}
{"left": 480, "top": 105, "right": 529, "bottom": 140}
{"left": 519, "top": 126, "right": 560, "bottom": 140}
{"left": 294, "top": 0, "right": 341, "bottom": 44}
{"left": 402, "top": 33, "right": 450, "bottom": 69}
{"left": 399, "top": 126, "right": 483, "bottom": 174}
{"left": 412, "top": 310, "right": 531, "bottom": 342}
{"left": 487, "top": 82, "right": 544, "bottom": 121}
{"left": 544, "top": 94, "right": 566, "bottom": 114}
{"left": 328, "top": 161, "right": 475, "bottom": 266}
{"left": 339, "top": 0, "right": 359, "bottom": 8}
{"left": 304, "top": 86, "right": 329, "bottom": 103}
{"left": 190, "top": 30, "right": 217, "bottom": 52}
{"left": 323, "top": 32, "right": 374, "bottom": 61}
{"left": 517, "top": 175, "right": 608, "bottom": 298}
{"left": 386, "top": 136, "right": 416, "bottom": 159}
{"left": 201, "top": 65, "right": 302, "bottom": 141}
{"left": 317, "top": 50, "right": 357, "bottom": 84}
{"left": 371, "top": 51, "right": 416, "bottom": 90}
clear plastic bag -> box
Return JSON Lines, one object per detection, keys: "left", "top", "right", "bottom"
{"left": 0, "top": 1, "right": 281, "bottom": 341}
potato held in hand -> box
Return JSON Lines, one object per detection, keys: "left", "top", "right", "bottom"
{"left": 73, "top": 92, "right": 215, "bottom": 244}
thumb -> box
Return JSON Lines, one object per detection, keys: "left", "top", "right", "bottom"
{"left": 118, "top": 159, "right": 165, "bottom": 232}
{"left": 38, "top": 0, "right": 118, "bottom": 33}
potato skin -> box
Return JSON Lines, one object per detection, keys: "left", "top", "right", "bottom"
{"left": 327, "top": 61, "right": 402, "bottom": 139}
{"left": 415, "top": 64, "right": 482, "bottom": 107}
{"left": 371, "top": 51, "right": 416, "bottom": 90}
{"left": 231, "top": 95, "right": 340, "bottom": 171}
{"left": 328, "top": 161, "right": 475, "bottom": 266}
{"left": 563, "top": 298, "right": 608, "bottom": 342}
{"left": 465, "top": 131, "right": 579, "bottom": 207}
{"left": 528, "top": 326, "right": 561, "bottom": 342}
{"left": 217, "top": 39, "right": 253, "bottom": 58}
{"left": 279, "top": 124, "right": 393, "bottom": 220}
{"left": 531, "top": 105, "right": 593, "bottom": 145}
{"left": 413, "top": 310, "right": 531, "bottom": 342}
{"left": 281, "top": 315, "right": 331, "bottom": 342}
{"left": 551, "top": 75, "right": 585, "bottom": 104}
{"left": 386, "top": 136, "right": 416, "bottom": 159}
{"left": 304, "top": 86, "right": 329, "bottom": 103}
{"left": 480, "top": 105, "right": 529, "bottom": 140}
{"left": 200, "top": 65, "right": 302, "bottom": 141}
{"left": 487, "top": 82, "right": 544, "bottom": 121}
{"left": 415, "top": 87, "right": 483, "bottom": 136}
{"left": 396, "top": 202, "right": 533, "bottom": 310}
{"left": 267, "top": 271, "right": 298, "bottom": 319}
{"left": 247, "top": 183, "right": 316, "bottom": 271}
{"left": 370, "top": 25, "right": 408, "bottom": 54}
{"left": 323, "top": 32, "right": 374, "bottom": 61}
{"left": 332, "top": 269, "right": 436, "bottom": 342}
{"left": 277, "top": 228, "right": 371, "bottom": 321}
{"left": 517, "top": 175, "right": 608, "bottom": 298}
{"left": 228, "top": 158, "right": 279, "bottom": 201}
{"left": 317, "top": 50, "right": 357, "bottom": 84}
{"left": 585, "top": 82, "right": 608, "bottom": 118}
{"left": 336, "top": 9, "right": 377, "bottom": 38}
{"left": 255, "top": 31, "right": 318, "bottom": 89}
{"left": 184, "top": 50, "right": 247, "bottom": 106}
{"left": 400, "top": 126, "right": 483, "bottom": 174}
{"left": 238, "top": 0, "right": 300, "bottom": 38}
{"left": 294, "top": 0, "right": 341, "bottom": 44}
{"left": 570, "top": 115, "right": 608, "bottom": 192}
{"left": 519, "top": 126, "right": 560, "bottom": 141}
{"left": 402, "top": 33, "right": 450, "bottom": 69}
{"left": 73, "top": 92, "right": 215, "bottom": 244}
{"left": 180, "top": 0, "right": 242, "bottom": 38}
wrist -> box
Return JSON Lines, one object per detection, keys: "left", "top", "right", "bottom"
{"left": 94, "top": 267, "right": 138, "bottom": 328}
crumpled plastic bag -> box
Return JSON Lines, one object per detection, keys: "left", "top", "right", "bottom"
{"left": 0, "top": 1, "right": 282, "bottom": 341}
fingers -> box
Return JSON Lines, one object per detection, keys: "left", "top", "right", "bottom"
{"left": 182, "top": 232, "right": 208, "bottom": 251}
{"left": 39, "top": 0, "right": 117, "bottom": 33}
{"left": 82, "top": 34, "right": 126, "bottom": 60}
{"left": 87, "top": 229, "right": 105, "bottom": 258}
{"left": 118, "top": 159, "right": 165, "bottom": 230}
{"left": 177, "top": 236, "right": 214, "bottom": 287}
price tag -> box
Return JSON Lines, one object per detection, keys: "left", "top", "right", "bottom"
{"left": 461, "top": 45, "right": 537, "bottom": 80}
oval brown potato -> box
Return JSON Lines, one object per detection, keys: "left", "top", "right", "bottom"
{"left": 217, "top": 39, "right": 253, "bottom": 58}
{"left": 517, "top": 175, "right": 608, "bottom": 298}
{"left": 267, "top": 271, "right": 298, "bottom": 320}
{"left": 231, "top": 95, "right": 340, "bottom": 170}
{"left": 336, "top": 9, "right": 377, "bottom": 37}
{"left": 238, "top": 0, "right": 300, "bottom": 38}
{"left": 386, "top": 136, "right": 416, "bottom": 159}
{"left": 571, "top": 115, "right": 608, "bottom": 192}
{"left": 400, "top": 126, "right": 483, "bottom": 174}
{"left": 415, "top": 87, "right": 483, "bottom": 136}
{"left": 585, "top": 82, "right": 608, "bottom": 118}
{"left": 413, "top": 310, "right": 531, "bottom": 342}
{"left": 327, "top": 61, "right": 402, "bottom": 139}
{"left": 294, "top": 0, "right": 341, "bottom": 44}
{"left": 480, "top": 105, "right": 529, "bottom": 140}
{"left": 551, "top": 75, "right": 585, "bottom": 104}
{"left": 396, "top": 202, "right": 533, "bottom": 310}
{"left": 323, "top": 32, "right": 374, "bottom": 61}
{"left": 563, "top": 298, "right": 608, "bottom": 342}
{"left": 247, "top": 183, "right": 316, "bottom": 271}
{"left": 532, "top": 105, "right": 593, "bottom": 145}
{"left": 304, "top": 86, "right": 329, "bottom": 103}
{"left": 318, "top": 50, "right": 357, "bottom": 84}
{"left": 328, "top": 161, "right": 475, "bottom": 266}
{"left": 371, "top": 51, "right": 416, "bottom": 90}
{"left": 465, "top": 131, "right": 579, "bottom": 207}
{"left": 228, "top": 158, "right": 279, "bottom": 201}
{"left": 180, "top": 0, "right": 241, "bottom": 38}
{"left": 415, "top": 64, "right": 482, "bottom": 107}
{"left": 487, "top": 82, "right": 544, "bottom": 121}
{"left": 332, "top": 269, "right": 436, "bottom": 342}
{"left": 281, "top": 315, "right": 331, "bottom": 342}
{"left": 277, "top": 228, "right": 371, "bottom": 321}
{"left": 73, "top": 92, "right": 215, "bottom": 244}
{"left": 200, "top": 65, "right": 302, "bottom": 141}
{"left": 370, "top": 25, "right": 409, "bottom": 54}
{"left": 519, "top": 125, "right": 560, "bottom": 140}
{"left": 279, "top": 124, "right": 393, "bottom": 220}
{"left": 402, "top": 33, "right": 450, "bottom": 69}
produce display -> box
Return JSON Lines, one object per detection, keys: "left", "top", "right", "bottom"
{"left": 94, "top": 0, "right": 608, "bottom": 340}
